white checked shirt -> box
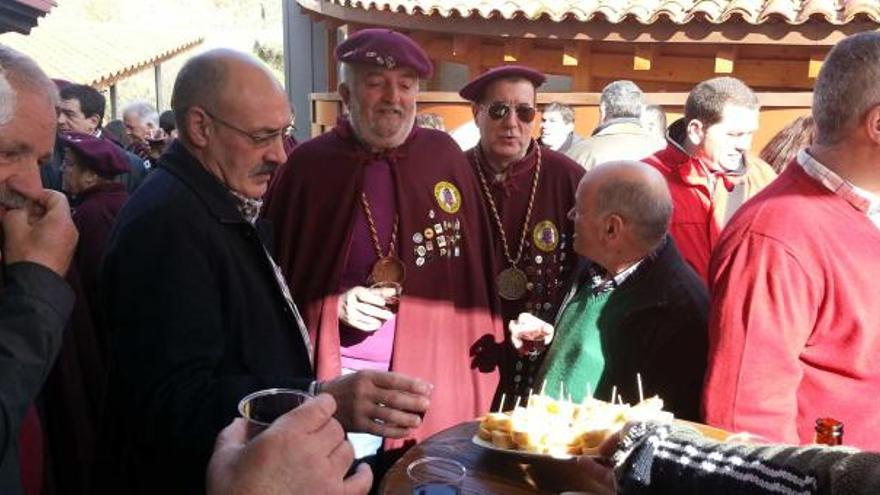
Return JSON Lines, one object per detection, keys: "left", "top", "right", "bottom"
{"left": 797, "top": 149, "right": 880, "bottom": 229}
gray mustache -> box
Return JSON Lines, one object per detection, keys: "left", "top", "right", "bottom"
{"left": 249, "top": 163, "right": 278, "bottom": 177}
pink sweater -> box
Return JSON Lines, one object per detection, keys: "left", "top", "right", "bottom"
{"left": 704, "top": 164, "right": 880, "bottom": 450}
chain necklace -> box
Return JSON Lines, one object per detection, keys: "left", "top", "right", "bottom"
{"left": 359, "top": 192, "right": 405, "bottom": 284}
{"left": 472, "top": 142, "right": 542, "bottom": 300}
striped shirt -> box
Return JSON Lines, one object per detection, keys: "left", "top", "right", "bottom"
{"left": 797, "top": 149, "right": 880, "bottom": 229}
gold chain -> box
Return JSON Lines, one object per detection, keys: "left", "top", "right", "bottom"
{"left": 471, "top": 142, "right": 542, "bottom": 267}
{"left": 359, "top": 192, "right": 399, "bottom": 259}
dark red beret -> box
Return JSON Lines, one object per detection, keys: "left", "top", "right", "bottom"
{"left": 335, "top": 29, "right": 433, "bottom": 79}
{"left": 60, "top": 132, "right": 131, "bottom": 178}
{"left": 459, "top": 65, "right": 546, "bottom": 102}
{"left": 52, "top": 79, "right": 72, "bottom": 91}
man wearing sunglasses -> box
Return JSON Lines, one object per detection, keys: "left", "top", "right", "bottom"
{"left": 459, "top": 65, "right": 584, "bottom": 406}
{"left": 265, "top": 29, "right": 504, "bottom": 464}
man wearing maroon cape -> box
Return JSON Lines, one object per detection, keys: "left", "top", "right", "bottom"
{"left": 460, "top": 66, "right": 584, "bottom": 404}
{"left": 265, "top": 29, "right": 504, "bottom": 457}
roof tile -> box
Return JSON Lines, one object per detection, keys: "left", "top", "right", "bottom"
{"left": 315, "top": 0, "right": 880, "bottom": 25}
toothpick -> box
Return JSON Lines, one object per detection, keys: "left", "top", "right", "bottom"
{"left": 610, "top": 385, "right": 617, "bottom": 404}
{"left": 498, "top": 393, "right": 506, "bottom": 413}
{"left": 585, "top": 382, "right": 593, "bottom": 401}
{"left": 637, "top": 372, "right": 644, "bottom": 403}
{"left": 540, "top": 380, "right": 547, "bottom": 397}
{"left": 559, "top": 381, "right": 565, "bottom": 401}
{"left": 514, "top": 395, "right": 522, "bottom": 410}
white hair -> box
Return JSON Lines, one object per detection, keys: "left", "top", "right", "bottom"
{"left": 0, "top": 45, "right": 57, "bottom": 126}
{"left": 123, "top": 100, "right": 159, "bottom": 127}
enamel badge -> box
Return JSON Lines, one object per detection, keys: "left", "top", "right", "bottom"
{"left": 433, "top": 181, "right": 462, "bottom": 214}
{"left": 532, "top": 220, "right": 560, "bottom": 253}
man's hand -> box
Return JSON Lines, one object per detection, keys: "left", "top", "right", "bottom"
{"left": 508, "top": 312, "right": 554, "bottom": 355}
{"left": 574, "top": 429, "right": 621, "bottom": 495}
{"left": 338, "top": 286, "right": 394, "bottom": 332}
{"left": 320, "top": 369, "right": 432, "bottom": 438}
{"left": 206, "top": 394, "right": 372, "bottom": 495}
{"left": 2, "top": 189, "right": 77, "bottom": 276}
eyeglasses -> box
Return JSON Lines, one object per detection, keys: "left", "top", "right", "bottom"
{"left": 203, "top": 109, "right": 295, "bottom": 146}
{"left": 482, "top": 102, "right": 537, "bottom": 123}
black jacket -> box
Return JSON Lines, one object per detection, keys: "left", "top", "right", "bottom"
{"left": 96, "top": 142, "right": 313, "bottom": 494}
{"left": 0, "top": 263, "right": 74, "bottom": 494}
{"left": 556, "top": 237, "right": 709, "bottom": 421}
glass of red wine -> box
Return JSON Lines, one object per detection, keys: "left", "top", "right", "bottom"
{"left": 369, "top": 281, "right": 403, "bottom": 313}
{"left": 519, "top": 330, "right": 548, "bottom": 356}
{"left": 407, "top": 456, "right": 466, "bottom": 495}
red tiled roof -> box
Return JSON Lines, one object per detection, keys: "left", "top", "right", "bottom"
{"left": 309, "top": 0, "right": 880, "bottom": 25}
{"left": 0, "top": 19, "right": 203, "bottom": 86}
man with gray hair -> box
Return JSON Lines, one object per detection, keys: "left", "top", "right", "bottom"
{"left": 265, "top": 29, "right": 504, "bottom": 462}
{"left": 121, "top": 100, "right": 161, "bottom": 163}
{"left": 570, "top": 80, "right": 661, "bottom": 170}
{"left": 643, "top": 76, "right": 776, "bottom": 282}
{"left": 98, "top": 48, "right": 429, "bottom": 493}
{"left": 509, "top": 160, "right": 708, "bottom": 420}
{"left": 0, "top": 45, "right": 78, "bottom": 494}
{"left": 704, "top": 32, "right": 880, "bottom": 451}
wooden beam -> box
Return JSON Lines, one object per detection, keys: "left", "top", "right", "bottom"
{"left": 452, "top": 35, "right": 477, "bottom": 58}
{"left": 808, "top": 51, "right": 824, "bottom": 79}
{"left": 503, "top": 39, "right": 518, "bottom": 62}
{"left": 562, "top": 42, "right": 579, "bottom": 67}
{"left": 715, "top": 47, "right": 737, "bottom": 74}
{"left": 154, "top": 63, "right": 163, "bottom": 112}
{"left": 571, "top": 44, "right": 592, "bottom": 91}
{"left": 634, "top": 46, "right": 655, "bottom": 71}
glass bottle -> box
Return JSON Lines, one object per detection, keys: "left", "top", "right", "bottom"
{"left": 814, "top": 417, "right": 844, "bottom": 446}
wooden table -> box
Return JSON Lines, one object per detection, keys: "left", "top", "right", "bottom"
{"left": 379, "top": 422, "right": 608, "bottom": 495}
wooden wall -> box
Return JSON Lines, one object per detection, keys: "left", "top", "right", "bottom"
{"left": 310, "top": 92, "right": 811, "bottom": 154}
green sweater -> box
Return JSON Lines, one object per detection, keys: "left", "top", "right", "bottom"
{"left": 537, "top": 286, "right": 611, "bottom": 402}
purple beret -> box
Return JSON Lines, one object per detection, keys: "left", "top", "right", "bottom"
{"left": 60, "top": 132, "right": 131, "bottom": 178}
{"left": 335, "top": 29, "right": 433, "bottom": 79}
{"left": 52, "top": 79, "right": 72, "bottom": 91}
{"left": 459, "top": 65, "right": 546, "bottom": 102}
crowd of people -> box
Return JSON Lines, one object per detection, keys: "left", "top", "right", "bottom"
{"left": 1, "top": 26, "right": 879, "bottom": 495}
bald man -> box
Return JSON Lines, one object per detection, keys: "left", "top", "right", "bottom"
{"left": 97, "top": 49, "right": 428, "bottom": 494}
{"left": 509, "top": 161, "right": 709, "bottom": 419}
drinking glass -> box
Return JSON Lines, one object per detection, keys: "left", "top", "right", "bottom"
{"left": 407, "top": 456, "right": 466, "bottom": 495}
{"left": 369, "top": 281, "right": 403, "bottom": 313}
{"left": 238, "top": 388, "right": 313, "bottom": 439}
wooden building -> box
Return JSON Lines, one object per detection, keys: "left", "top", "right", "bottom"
{"left": 291, "top": 0, "right": 880, "bottom": 149}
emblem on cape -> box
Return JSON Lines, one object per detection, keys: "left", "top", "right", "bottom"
{"left": 433, "top": 181, "right": 462, "bottom": 214}
{"left": 532, "top": 220, "right": 560, "bottom": 253}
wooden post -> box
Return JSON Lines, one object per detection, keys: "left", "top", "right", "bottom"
{"left": 154, "top": 63, "right": 163, "bottom": 111}
{"left": 571, "top": 44, "right": 592, "bottom": 91}
{"left": 715, "top": 47, "right": 737, "bottom": 74}
{"left": 808, "top": 51, "right": 824, "bottom": 79}
{"left": 634, "top": 46, "right": 655, "bottom": 71}
{"left": 109, "top": 84, "right": 118, "bottom": 120}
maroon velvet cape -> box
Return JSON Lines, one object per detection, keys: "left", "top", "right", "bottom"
{"left": 467, "top": 143, "right": 584, "bottom": 402}
{"left": 264, "top": 120, "right": 504, "bottom": 451}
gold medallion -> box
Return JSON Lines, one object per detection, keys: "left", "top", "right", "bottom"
{"left": 497, "top": 267, "right": 528, "bottom": 301}
{"left": 533, "top": 220, "right": 560, "bottom": 253}
{"left": 370, "top": 256, "right": 406, "bottom": 284}
{"left": 433, "top": 181, "right": 462, "bottom": 214}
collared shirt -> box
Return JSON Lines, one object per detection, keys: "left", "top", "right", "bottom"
{"left": 798, "top": 149, "right": 880, "bottom": 229}
{"left": 585, "top": 236, "right": 668, "bottom": 295}
{"left": 229, "top": 190, "right": 264, "bottom": 225}
{"left": 229, "top": 188, "right": 314, "bottom": 366}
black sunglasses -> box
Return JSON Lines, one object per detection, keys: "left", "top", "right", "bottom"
{"left": 484, "top": 102, "right": 537, "bottom": 123}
